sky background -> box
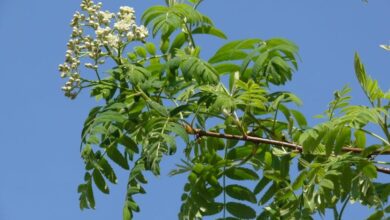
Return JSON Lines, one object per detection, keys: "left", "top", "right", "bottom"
{"left": 0, "top": 0, "right": 390, "bottom": 219}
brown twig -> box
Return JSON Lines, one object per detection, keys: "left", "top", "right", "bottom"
{"left": 376, "top": 166, "right": 390, "bottom": 174}
{"left": 186, "top": 127, "right": 390, "bottom": 174}
{"left": 192, "top": 129, "right": 390, "bottom": 155}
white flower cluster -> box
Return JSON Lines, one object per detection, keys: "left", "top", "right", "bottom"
{"left": 59, "top": 0, "right": 149, "bottom": 99}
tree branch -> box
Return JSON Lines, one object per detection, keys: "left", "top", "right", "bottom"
{"left": 376, "top": 166, "right": 390, "bottom": 174}
{"left": 186, "top": 127, "right": 390, "bottom": 174}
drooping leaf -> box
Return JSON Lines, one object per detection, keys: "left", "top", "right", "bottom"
{"left": 209, "top": 39, "right": 262, "bottom": 64}
{"left": 362, "top": 163, "right": 377, "bottom": 179}
{"left": 99, "top": 157, "right": 118, "bottom": 184}
{"left": 259, "top": 183, "right": 277, "bottom": 205}
{"left": 192, "top": 26, "right": 227, "bottom": 39}
{"left": 124, "top": 64, "right": 151, "bottom": 85}
{"left": 319, "top": 178, "right": 334, "bottom": 190}
{"left": 334, "top": 127, "right": 351, "bottom": 154}
{"left": 167, "top": 122, "right": 190, "bottom": 143}
{"left": 225, "top": 184, "right": 257, "bottom": 203}
{"left": 366, "top": 210, "right": 384, "bottom": 220}
{"left": 178, "top": 53, "right": 219, "bottom": 84}
{"left": 123, "top": 205, "right": 132, "bottom": 220}
{"left": 226, "top": 202, "right": 257, "bottom": 219}
{"left": 354, "top": 129, "right": 366, "bottom": 148}
{"left": 107, "top": 146, "right": 129, "bottom": 170}
{"left": 225, "top": 167, "right": 259, "bottom": 181}
{"left": 93, "top": 169, "right": 109, "bottom": 194}
{"left": 254, "top": 176, "right": 271, "bottom": 195}
{"left": 290, "top": 109, "right": 307, "bottom": 128}
{"left": 292, "top": 170, "right": 308, "bottom": 190}
{"left": 147, "top": 100, "right": 169, "bottom": 117}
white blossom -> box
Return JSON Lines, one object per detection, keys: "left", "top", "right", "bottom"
{"left": 106, "top": 33, "right": 119, "bottom": 47}
{"left": 135, "top": 25, "right": 148, "bottom": 40}
{"left": 59, "top": 1, "right": 149, "bottom": 99}
{"left": 114, "top": 19, "right": 133, "bottom": 32}
{"left": 119, "top": 6, "right": 135, "bottom": 17}
{"left": 98, "top": 11, "right": 114, "bottom": 25}
{"left": 126, "top": 31, "right": 135, "bottom": 41}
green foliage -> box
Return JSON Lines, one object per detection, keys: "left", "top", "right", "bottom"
{"left": 61, "top": 1, "right": 390, "bottom": 219}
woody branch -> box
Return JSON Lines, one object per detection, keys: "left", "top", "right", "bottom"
{"left": 186, "top": 127, "right": 390, "bottom": 174}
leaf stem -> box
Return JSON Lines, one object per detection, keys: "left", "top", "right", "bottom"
{"left": 359, "top": 128, "right": 390, "bottom": 146}
{"left": 338, "top": 195, "right": 350, "bottom": 220}
{"left": 93, "top": 58, "right": 101, "bottom": 81}
{"left": 332, "top": 206, "right": 339, "bottom": 220}
{"left": 272, "top": 102, "right": 280, "bottom": 131}
{"left": 223, "top": 142, "right": 228, "bottom": 219}
{"left": 184, "top": 22, "right": 196, "bottom": 48}
{"left": 193, "top": 0, "right": 204, "bottom": 9}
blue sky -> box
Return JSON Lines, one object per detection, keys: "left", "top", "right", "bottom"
{"left": 0, "top": 0, "right": 390, "bottom": 219}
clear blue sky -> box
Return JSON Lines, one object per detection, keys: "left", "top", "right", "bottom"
{"left": 0, "top": 0, "right": 389, "bottom": 219}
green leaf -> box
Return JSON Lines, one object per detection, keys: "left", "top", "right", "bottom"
{"left": 263, "top": 170, "right": 284, "bottom": 183}
{"left": 86, "top": 180, "right": 95, "bottom": 209}
{"left": 125, "top": 64, "right": 151, "bottom": 85}
{"left": 95, "top": 111, "right": 125, "bottom": 124}
{"left": 213, "top": 63, "right": 241, "bottom": 75}
{"left": 168, "top": 122, "right": 189, "bottom": 143}
{"left": 126, "top": 200, "right": 140, "bottom": 212}
{"left": 259, "top": 183, "right": 277, "bottom": 205}
{"left": 192, "top": 26, "right": 227, "bottom": 39}
{"left": 201, "top": 202, "right": 224, "bottom": 216}
{"left": 226, "top": 202, "right": 257, "bottom": 219}
{"left": 334, "top": 127, "right": 351, "bottom": 154}
{"left": 81, "top": 106, "right": 102, "bottom": 139}
{"left": 93, "top": 169, "right": 109, "bottom": 194}
{"left": 290, "top": 109, "right": 307, "bottom": 128}
{"left": 264, "top": 151, "right": 272, "bottom": 168}
{"left": 354, "top": 53, "right": 384, "bottom": 102}
{"left": 367, "top": 210, "right": 384, "bottom": 220}
{"left": 292, "top": 170, "right": 307, "bottom": 190}
{"left": 134, "top": 46, "right": 147, "bottom": 58}
{"left": 87, "top": 135, "right": 100, "bottom": 145}
{"left": 142, "top": 5, "right": 168, "bottom": 26}
{"left": 225, "top": 167, "right": 259, "bottom": 181}
{"left": 107, "top": 146, "right": 129, "bottom": 170}
{"left": 123, "top": 206, "right": 132, "bottom": 220}
{"left": 99, "top": 157, "right": 118, "bottom": 184}
{"left": 254, "top": 177, "right": 271, "bottom": 195}
{"left": 179, "top": 55, "right": 219, "bottom": 84}
{"left": 227, "top": 145, "right": 253, "bottom": 160}
{"left": 362, "top": 163, "right": 377, "bottom": 179}
{"left": 385, "top": 204, "right": 390, "bottom": 213}
{"left": 169, "top": 104, "right": 191, "bottom": 117}
{"left": 142, "top": 4, "right": 211, "bottom": 38}
{"left": 145, "top": 42, "right": 156, "bottom": 55}
{"left": 252, "top": 51, "right": 269, "bottom": 75}
{"left": 225, "top": 184, "right": 257, "bottom": 203}
{"left": 169, "top": 32, "right": 186, "bottom": 54}
{"left": 209, "top": 39, "right": 262, "bottom": 63}
{"left": 147, "top": 100, "right": 169, "bottom": 117}
{"left": 319, "top": 178, "right": 334, "bottom": 190}
{"left": 209, "top": 50, "right": 248, "bottom": 64}
{"left": 119, "top": 135, "right": 139, "bottom": 153}
{"left": 354, "top": 129, "right": 366, "bottom": 148}
{"left": 324, "top": 127, "right": 339, "bottom": 156}
{"left": 160, "top": 38, "right": 170, "bottom": 54}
